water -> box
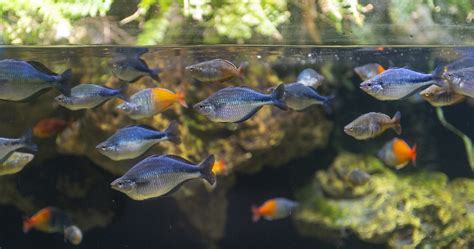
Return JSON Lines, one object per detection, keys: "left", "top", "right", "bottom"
{"left": 0, "top": 46, "right": 473, "bottom": 249}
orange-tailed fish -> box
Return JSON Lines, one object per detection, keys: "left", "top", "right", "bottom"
{"left": 0, "top": 130, "right": 37, "bottom": 160}
{"left": 111, "top": 154, "right": 216, "bottom": 200}
{"left": 344, "top": 111, "right": 401, "bottom": 140}
{"left": 354, "top": 63, "right": 385, "bottom": 81}
{"left": 185, "top": 59, "right": 244, "bottom": 82}
{"left": 33, "top": 118, "right": 69, "bottom": 138}
{"left": 378, "top": 138, "right": 416, "bottom": 169}
{"left": 116, "top": 87, "right": 187, "bottom": 119}
{"left": 212, "top": 160, "right": 226, "bottom": 175}
{"left": 251, "top": 198, "right": 299, "bottom": 222}
{"left": 23, "top": 207, "right": 73, "bottom": 234}
{"left": 0, "top": 59, "right": 71, "bottom": 101}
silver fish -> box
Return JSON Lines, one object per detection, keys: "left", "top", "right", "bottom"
{"left": 111, "top": 154, "right": 216, "bottom": 200}
{"left": 360, "top": 68, "right": 440, "bottom": 100}
{"left": 282, "top": 83, "right": 333, "bottom": 111}
{"left": 0, "top": 152, "right": 34, "bottom": 176}
{"left": 0, "top": 59, "right": 71, "bottom": 101}
{"left": 96, "top": 121, "right": 180, "bottom": 161}
{"left": 443, "top": 67, "right": 474, "bottom": 98}
{"left": 64, "top": 225, "right": 82, "bottom": 245}
{"left": 194, "top": 84, "right": 287, "bottom": 123}
{"left": 420, "top": 85, "right": 465, "bottom": 107}
{"left": 0, "top": 130, "right": 37, "bottom": 160}
{"left": 110, "top": 48, "right": 160, "bottom": 83}
{"left": 185, "top": 59, "right": 243, "bottom": 82}
{"left": 354, "top": 63, "right": 385, "bottom": 81}
{"left": 296, "top": 68, "right": 325, "bottom": 88}
{"left": 344, "top": 111, "right": 401, "bottom": 140}
{"left": 55, "top": 84, "right": 126, "bottom": 110}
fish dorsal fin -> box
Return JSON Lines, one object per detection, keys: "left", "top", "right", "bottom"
{"left": 235, "top": 86, "right": 261, "bottom": 93}
{"left": 220, "top": 59, "right": 238, "bottom": 68}
{"left": 161, "top": 155, "right": 195, "bottom": 165}
{"left": 126, "top": 124, "right": 158, "bottom": 131}
{"left": 139, "top": 154, "right": 163, "bottom": 164}
{"left": 27, "top": 61, "right": 57, "bottom": 75}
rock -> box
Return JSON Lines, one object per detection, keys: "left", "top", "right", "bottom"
{"left": 294, "top": 153, "right": 474, "bottom": 248}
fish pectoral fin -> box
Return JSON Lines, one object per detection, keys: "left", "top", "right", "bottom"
{"left": 234, "top": 106, "right": 263, "bottom": 123}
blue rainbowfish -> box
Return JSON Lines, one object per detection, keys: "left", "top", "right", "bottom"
{"left": 0, "top": 130, "right": 37, "bottom": 160}
{"left": 111, "top": 154, "right": 216, "bottom": 200}
{"left": 443, "top": 67, "right": 474, "bottom": 98}
{"left": 194, "top": 84, "right": 287, "bottom": 123}
{"left": 251, "top": 198, "right": 299, "bottom": 222}
{"left": 360, "top": 68, "right": 441, "bottom": 100}
{"left": 282, "top": 83, "right": 333, "bottom": 112}
{"left": 55, "top": 84, "right": 126, "bottom": 110}
{"left": 296, "top": 68, "right": 325, "bottom": 88}
{"left": 0, "top": 59, "right": 71, "bottom": 101}
{"left": 110, "top": 48, "right": 160, "bottom": 83}
{"left": 96, "top": 121, "right": 180, "bottom": 161}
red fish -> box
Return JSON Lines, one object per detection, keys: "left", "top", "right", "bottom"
{"left": 378, "top": 138, "right": 416, "bottom": 169}
{"left": 23, "top": 207, "right": 72, "bottom": 234}
{"left": 33, "top": 118, "right": 69, "bottom": 138}
{"left": 251, "top": 198, "right": 299, "bottom": 222}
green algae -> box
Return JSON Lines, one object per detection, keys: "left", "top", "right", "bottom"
{"left": 294, "top": 153, "right": 474, "bottom": 249}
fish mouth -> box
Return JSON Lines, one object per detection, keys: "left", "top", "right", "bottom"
{"left": 110, "top": 178, "right": 121, "bottom": 190}
{"left": 359, "top": 84, "right": 369, "bottom": 91}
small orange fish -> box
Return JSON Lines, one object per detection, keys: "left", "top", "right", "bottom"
{"left": 212, "top": 160, "right": 226, "bottom": 175}
{"left": 378, "top": 138, "right": 416, "bottom": 169}
{"left": 23, "top": 207, "right": 72, "bottom": 234}
{"left": 33, "top": 118, "right": 69, "bottom": 138}
{"left": 251, "top": 198, "right": 299, "bottom": 222}
{"left": 116, "top": 87, "right": 187, "bottom": 119}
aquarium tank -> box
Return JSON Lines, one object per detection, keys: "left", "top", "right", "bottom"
{"left": 0, "top": 0, "right": 473, "bottom": 248}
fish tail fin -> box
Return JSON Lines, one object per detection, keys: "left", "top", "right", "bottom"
{"left": 431, "top": 64, "right": 448, "bottom": 87}
{"left": 411, "top": 144, "right": 417, "bottom": 166}
{"left": 271, "top": 84, "right": 288, "bottom": 110}
{"left": 175, "top": 90, "right": 188, "bottom": 108}
{"left": 322, "top": 94, "right": 335, "bottom": 114}
{"left": 165, "top": 120, "right": 181, "bottom": 144}
{"left": 21, "top": 129, "right": 38, "bottom": 152}
{"left": 57, "top": 69, "right": 72, "bottom": 97}
{"left": 198, "top": 155, "right": 216, "bottom": 186}
{"left": 150, "top": 68, "right": 161, "bottom": 82}
{"left": 392, "top": 111, "right": 402, "bottom": 135}
{"left": 251, "top": 206, "right": 261, "bottom": 222}
{"left": 237, "top": 64, "right": 245, "bottom": 79}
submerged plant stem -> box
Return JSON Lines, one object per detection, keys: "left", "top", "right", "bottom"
{"left": 436, "top": 107, "right": 474, "bottom": 171}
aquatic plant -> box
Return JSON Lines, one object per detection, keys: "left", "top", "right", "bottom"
{"left": 294, "top": 153, "right": 474, "bottom": 248}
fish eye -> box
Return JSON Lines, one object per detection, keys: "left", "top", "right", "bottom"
{"left": 118, "top": 182, "right": 123, "bottom": 187}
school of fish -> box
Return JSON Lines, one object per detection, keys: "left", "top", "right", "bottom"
{"left": 2, "top": 50, "right": 474, "bottom": 245}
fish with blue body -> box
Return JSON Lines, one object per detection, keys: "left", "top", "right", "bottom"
{"left": 296, "top": 68, "right": 325, "bottom": 88}
{"left": 360, "top": 68, "right": 441, "bottom": 100}
{"left": 116, "top": 87, "right": 187, "bottom": 119}
{"left": 110, "top": 48, "right": 160, "bottom": 83}
{"left": 185, "top": 59, "right": 244, "bottom": 82}
{"left": 96, "top": 121, "right": 180, "bottom": 161}
{"left": 110, "top": 154, "right": 216, "bottom": 200}
{"left": 55, "top": 84, "right": 126, "bottom": 110}
{"left": 0, "top": 130, "right": 37, "bottom": 161}
{"left": 0, "top": 152, "right": 34, "bottom": 176}
{"left": 193, "top": 84, "right": 287, "bottom": 123}
{"left": 0, "top": 59, "right": 71, "bottom": 101}
{"left": 282, "top": 83, "right": 333, "bottom": 112}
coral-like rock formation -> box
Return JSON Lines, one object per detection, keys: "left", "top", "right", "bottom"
{"left": 294, "top": 153, "right": 474, "bottom": 249}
